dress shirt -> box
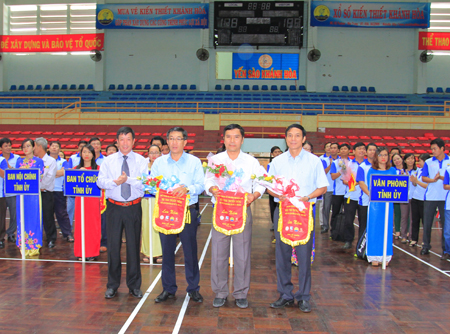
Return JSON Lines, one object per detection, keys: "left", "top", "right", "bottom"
{"left": 422, "top": 155, "right": 450, "bottom": 201}
{"left": 97, "top": 150, "right": 148, "bottom": 202}
{"left": 412, "top": 168, "right": 426, "bottom": 201}
{"left": 67, "top": 153, "right": 81, "bottom": 169}
{"left": 53, "top": 156, "right": 69, "bottom": 192}
{"left": 1, "top": 153, "right": 20, "bottom": 198}
{"left": 330, "top": 158, "right": 349, "bottom": 195}
{"left": 344, "top": 159, "right": 366, "bottom": 202}
{"left": 204, "top": 150, "right": 265, "bottom": 204}
{"left": 40, "top": 154, "right": 57, "bottom": 192}
{"left": 151, "top": 151, "right": 204, "bottom": 206}
{"left": 268, "top": 149, "right": 328, "bottom": 204}
{"left": 0, "top": 157, "right": 8, "bottom": 198}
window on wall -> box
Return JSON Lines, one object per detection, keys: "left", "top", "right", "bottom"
{"left": 7, "top": 3, "right": 96, "bottom": 36}
{"left": 430, "top": 2, "right": 450, "bottom": 31}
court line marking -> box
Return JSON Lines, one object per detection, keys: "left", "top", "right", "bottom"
{"left": 172, "top": 228, "right": 212, "bottom": 334}
{"left": 118, "top": 242, "right": 182, "bottom": 334}
{"left": 0, "top": 257, "right": 185, "bottom": 266}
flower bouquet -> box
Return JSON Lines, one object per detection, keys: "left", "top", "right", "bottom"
{"left": 337, "top": 159, "right": 357, "bottom": 202}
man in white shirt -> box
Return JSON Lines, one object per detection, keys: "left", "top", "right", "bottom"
{"left": 205, "top": 124, "right": 265, "bottom": 309}
{"left": 97, "top": 127, "right": 148, "bottom": 299}
{"left": 34, "top": 137, "right": 57, "bottom": 248}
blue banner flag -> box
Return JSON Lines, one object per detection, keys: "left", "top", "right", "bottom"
{"left": 232, "top": 53, "right": 299, "bottom": 80}
{"left": 370, "top": 174, "right": 409, "bottom": 203}
{"left": 64, "top": 169, "right": 101, "bottom": 197}
{"left": 311, "top": 2, "right": 430, "bottom": 28}
{"left": 96, "top": 3, "right": 208, "bottom": 29}
{"left": 4, "top": 169, "right": 40, "bottom": 195}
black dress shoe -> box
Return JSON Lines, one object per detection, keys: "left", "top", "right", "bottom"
{"left": 155, "top": 290, "right": 175, "bottom": 303}
{"left": 66, "top": 234, "right": 74, "bottom": 242}
{"left": 235, "top": 298, "right": 248, "bottom": 309}
{"left": 129, "top": 289, "right": 143, "bottom": 298}
{"left": 298, "top": 300, "right": 311, "bottom": 313}
{"left": 270, "top": 297, "right": 294, "bottom": 309}
{"left": 105, "top": 288, "right": 117, "bottom": 299}
{"left": 48, "top": 241, "right": 56, "bottom": 248}
{"left": 7, "top": 235, "right": 15, "bottom": 243}
{"left": 320, "top": 228, "right": 328, "bottom": 234}
{"left": 343, "top": 242, "right": 352, "bottom": 249}
{"left": 0, "top": 241, "right": 4, "bottom": 249}
{"left": 188, "top": 290, "right": 203, "bottom": 302}
{"left": 213, "top": 297, "right": 227, "bottom": 308}
{"left": 420, "top": 248, "right": 429, "bottom": 255}
{"left": 441, "top": 253, "right": 450, "bottom": 261}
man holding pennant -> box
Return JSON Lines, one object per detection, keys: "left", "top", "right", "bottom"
{"left": 150, "top": 127, "right": 205, "bottom": 303}
{"left": 205, "top": 124, "right": 265, "bottom": 309}
{"left": 266, "top": 124, "right": 328, "bottom": 313}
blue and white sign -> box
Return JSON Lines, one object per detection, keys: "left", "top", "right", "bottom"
{"left": 5, "top": 169, "right": 40, "bottom": 195}
{"left": 370, "top": 174, "right": 409, "bottom": 203}
{"left": 64, "top": 169, "right": 101, "bottom": 197}
{"left": 232, "top": 53, "right": 299, "bottom": 80}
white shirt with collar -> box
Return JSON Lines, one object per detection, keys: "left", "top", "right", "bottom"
{"left": 97, "top": 150, "right": 148, "bottom": 202}
{"left": 268, "top": 149, "right": 329, "bottom": 204}
{"left": 204, "top": 150, "right": 266, "bottom": 203}
{"left": 422, "top": 155, "right": 450, "bottom": 201}
{"left": 40, "top": 154, "right": 57, "bottom": 192}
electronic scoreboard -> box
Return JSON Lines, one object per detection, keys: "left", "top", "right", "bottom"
{"left": 214, "top": 1, "right": 304, "bottom": 47}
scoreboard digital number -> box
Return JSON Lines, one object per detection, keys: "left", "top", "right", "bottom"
{"left": 214, "top": 1, "right": 304, "bottom": 47}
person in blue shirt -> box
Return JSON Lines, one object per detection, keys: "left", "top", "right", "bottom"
{"left": 89, "top": 137, "right": 105, "bottom": 166}
{"left": 0, "top": 155, "right": 9, "bottom": 248}
{"left": 0, "top": 137, "right": 21, "bottom": 242}
{"left": 321, "top": 142, "right": 339, "bottom": 234}
{"left": 267, "top": 146, "right": 282, "bottom": 234}
{"left": 420, "top": 138, "right": 450, "bottom": 256}
{"left": 67, "top": 140, "right": 88, "bottom": 227}
{"left": 150, "top": 127, "right": 205, "bottom": 304}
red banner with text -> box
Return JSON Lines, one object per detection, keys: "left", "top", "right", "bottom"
{"left": 213, "top": 191, "right": 248, "bottom": 236}
{"left": 0, "top": 34, "right": 104, "bottom": 52}
{"left": 419, "top": 32, "right": 450, "bottom": 50}
{"left": 278, "top": 200, "right": 314, "bottom": 247}
{"left": 153, "top": 189, "right": 190, "bottom": 235}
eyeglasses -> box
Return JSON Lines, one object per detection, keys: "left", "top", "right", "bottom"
{"left": 378, "top": 154, "right": 388, "bottom": 157}
{"left": 168, "top": 137, "right": 185, "bottom": 142}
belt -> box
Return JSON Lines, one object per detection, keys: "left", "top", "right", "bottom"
{"left": 189, "top": 204, "right": 197, "bottom": 209}
{"left": 108, "top": 198, "right": 142, "bottom": 207}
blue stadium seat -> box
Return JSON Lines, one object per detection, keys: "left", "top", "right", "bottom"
{"left": 153, "top": 84, "right": 160, "bottom": 90}
{"left": 126, "top": 84, "right": 133, "bottom": 90}
{"left": 299, "top": 85, "right": 306, "bottom": 91}
{"left": 342, "top": 86, "right": 349, "bottom": 92}
{"left": 25, "top": 85, "right": 33, "bottom": 91}
{"left": 360, "top": 86, "right": 367, "bottom": 92}
{"left": 261, "top": 85, "right": 268, "bottom": 91}
{"left": 171, "top": 84, "right": 178, "bottom": 90}
{"left": 368, "top": 86, "right": 376, "bottom": 93}
{"left": 436, "top": 87, "right": 444, "bottom": 93}
{"left": 252, "top": 85, "right": 259, "bottom": 91}
{"left": 426, "top": 87, "right": 434, "bottom": 93}
{"left": 351, "top": 86, "right": 358, "bottom": 92}
{"left": 280, "top": 85, "right": 287, "bottom": 91}
{"left": 10, "top": 85, "right": 17, "bottom": 91}
{"left": 117, "top": 84, "right": 124, "bottom": 90}
{"left": 144, "top": 84, "right": 151, "bottom": 90}
{"left": 332, "top": 86, "right": 339, "bottom": 92}
{"left": 43, "top": 84, "right": 51, "bottom": 91}
{"left": 446, "top": 88, "right": 450, "bottom": 94}
{"left": 289, "top": 85, "right": 296, "bottom": 91}
{"left": 135, "top": 84, "right": 142, "bottom": 90}
{"left": 215, "top": 85, "right": 222, "bottom": 90}
{"left": 180, "top": 84, "right": 187, "bottom": 90}
{"left": 270, "top": 85, "right": 278, "bottom": 91}
{"left": 78, "top": 84, "right": 85, "bottom": 90}
{"left": 69, "top": 84, "right": 76, "bottom": 90}
{"left": 53, "top": 84, "right": 60, "bottom": 90}
{"left": 243, "top": 85, "right": 250, "bottom": 91}
{"left": 234, "top": 85, "right": 240, "bottom": 91}
{"left": 162, "top": 84, "right": 169, "bottom": 90}
{"left": 35, "top": 85, "right": 42, "bottom": 91}
{"left": 224, "top": 85, "right": 231, "bottom": 91}
{"left": 189, "top": 85, "right": 196, "bottom": 90}
{"left": 87, "top": 84, "right": 94, "bottom": 90}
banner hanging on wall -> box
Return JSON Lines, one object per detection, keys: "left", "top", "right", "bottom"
{"left": 96, "top": 3, "right": 209, "bottom": 29}
{"left": 0, "top": 34, "right": 104, "bottom": 52}
{"left": 419, "top": 32, "right": 450, "bottom": 50}
{"left": 232, "top": 53, "right": 299, "bottom": 80}
{"left": 310, "top": 2, "right": 430, "bottom": 28}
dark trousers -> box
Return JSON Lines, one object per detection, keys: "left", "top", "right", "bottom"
{"left": 106, "top": 201, "right": 142, "bottom": 291}
{"left": 357, "top": 205, "right": 368, "bottom": 242}
{"left": 269, "top": 195, "right": 277, "bottom": 226}
{"left": 41, "top": 191, "right": 56, "bottom": 243}
{"left": 5, "top": 197, "right": 16, "bottom": 236}
{"left": 53, "top": 192, "right": 72, "bottom": 238}
{"left": 0, "top": 198, "right": 6, "bottom": 240}
{"left": 410, "top": 198, "right": 424, "bottom": 242}
{"left": 322, "top": 191, "right": 333, "bottom": 230}
{"left": 160, "top": 207, "right": 199, "bottom": 294}
{"left": 274, "top": 206, "right": 314, "bottom": 301}
{"left": 101, "top": 211, "right": 107, "bottom": 247}
{"left": 422, "top": 200, "right": 446, "bottom": 252}
{"left": 343, "top": 199, "right": 359, "bottom": 243}
{"left": 330, "top": 195, "right": 345, "bottom": 231}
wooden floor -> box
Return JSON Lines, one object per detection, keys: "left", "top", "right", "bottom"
{"left": 0, "top": 197, "right": 449, "bottom": 333}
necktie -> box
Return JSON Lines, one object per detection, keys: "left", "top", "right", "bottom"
{"left": 121, "top": 155, "right": 131, "bottom": 200}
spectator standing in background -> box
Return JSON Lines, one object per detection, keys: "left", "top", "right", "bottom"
{"left": 392, "top": 153, "right": 404, "bottom": 240}
{"left": 321, "top": 142, "right": 339, "bottom": 234}
{"left": 400, "top": 153, "right": 416, "bottom": 244}
{"left": 267, "top": 146, "right": 283, "bottom": 236}
{"left": 67, "top": 140, "right": 88, "bottom": 227}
